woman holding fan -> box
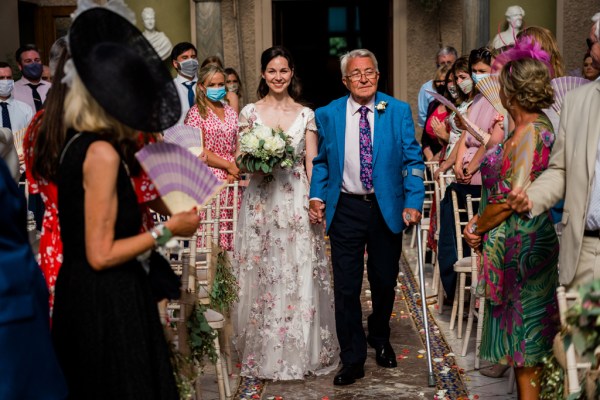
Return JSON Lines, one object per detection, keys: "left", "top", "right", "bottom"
{"left": 232, "top": 46, "right": 339, "bottom": 380}
{"left": 464, "top": 56, "right": 559, "bottom": 400}
{"left": 49, "top": 6, "right": 199, "bottom": 399}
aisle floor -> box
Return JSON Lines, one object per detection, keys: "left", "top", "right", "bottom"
{"left": 198, "top": 233, "right": 517, "bottom": 400}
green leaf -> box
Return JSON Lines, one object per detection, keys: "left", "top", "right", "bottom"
{"left": 261, "top": 163, "right": 270, "bottom": 173}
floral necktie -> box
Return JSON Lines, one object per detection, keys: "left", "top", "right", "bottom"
{"left": 359, "top": 106, "right": 373, "bottom": 190}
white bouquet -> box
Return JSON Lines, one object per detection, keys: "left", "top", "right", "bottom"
{"left": 237, "top": 124, "right": 294, "bottom": 175}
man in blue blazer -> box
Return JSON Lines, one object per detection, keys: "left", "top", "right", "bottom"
{"left": 309, "top": 49, "right": 425, "bottom": 385}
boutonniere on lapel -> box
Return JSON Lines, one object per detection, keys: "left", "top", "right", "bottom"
{"left": 375, "top": 101, "right": 387, "bottom": 112}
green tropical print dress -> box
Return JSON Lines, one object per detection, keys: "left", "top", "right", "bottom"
{"left": 477, "top": 114, "right": 559, "bottom": 367}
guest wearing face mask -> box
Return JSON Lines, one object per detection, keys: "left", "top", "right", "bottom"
{"left": 0, "top": 62, "right": 34, "bottom": 137}
{"left": 225, "top": 67, "right": 243, "bottom": 113}
{"left": 434, "top": 57, "right": 476, "bottom": 179}
{"left": 184, "top": 64, "right": 241, "bottom": 251}
{"left": 13, "top": 45, "right": 50, "bottom": 114}
{"left": 421, "top": 64, "right": 450, "bottom": 161}
{"left": 171, "top": 42, "right": 199, "bottom": 125}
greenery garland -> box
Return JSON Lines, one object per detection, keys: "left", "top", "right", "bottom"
{"left": 210, "top": 249, "right": 240, "bottom": 313}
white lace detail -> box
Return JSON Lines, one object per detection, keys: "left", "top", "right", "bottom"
{"left": 232, "top": 103, "right": 339, "bottom": 380}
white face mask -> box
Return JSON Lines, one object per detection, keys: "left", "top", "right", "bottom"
{"left": 226, "top": 83, "right": 239, "bottom": 93}
{"left": 0, "top": 79, "right": 14, "bottom": 97}
{"left": 457, "top": 78, "right": 473, "bottom": 95}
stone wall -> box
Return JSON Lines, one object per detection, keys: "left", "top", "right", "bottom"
{"left": 561, "top": 0, "right": 598, "bottom": 74}
{"left": 405, "top": 0, "right": 462, "bottom": 131}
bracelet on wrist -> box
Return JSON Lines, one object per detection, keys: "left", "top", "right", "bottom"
{"left": 150, "top": 224, "right": 173, "bottom": 247}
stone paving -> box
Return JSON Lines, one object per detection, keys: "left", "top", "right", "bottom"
{"left": 197, "top": 233, "right": 517, "bottom": 399}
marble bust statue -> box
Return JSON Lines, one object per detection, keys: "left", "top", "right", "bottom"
{"left": 491, "top": 5, "right": 525, "bottom": 49}
{"left": 141, "top": 7, "right": 172, "bottom": 60}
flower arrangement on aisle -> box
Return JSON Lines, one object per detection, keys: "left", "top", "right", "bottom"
{"left": 540, "top": 279, "right": 600, "bottom": 400}
{"left": 237, "top": 123, "right": 295, "bottom": 180}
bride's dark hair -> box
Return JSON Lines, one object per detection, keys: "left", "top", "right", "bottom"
{"left": 257, "top": 46, "right": 302, "bottom": 101}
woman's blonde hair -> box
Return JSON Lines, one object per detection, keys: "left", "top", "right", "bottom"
{"left": 195, "top": 64, "right": 226, "bottom": 118}
{"left": 499, "top": 57, "right": 554, "bottom": 112}
{"left": 517, "top": 26, "right": 565, "bottom": 78}
{"left": 64, "top": 73, "right": 135, "bottom": 142}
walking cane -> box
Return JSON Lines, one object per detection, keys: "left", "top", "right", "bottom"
{"left": 413, "top": 219, "right": 436, "bottom": 387}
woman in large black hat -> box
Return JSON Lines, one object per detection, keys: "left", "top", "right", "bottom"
{"left": 49, "top": 4, "right": 199, "bottom": 399}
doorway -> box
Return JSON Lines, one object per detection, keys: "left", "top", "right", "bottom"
{"left": 272, "top": 0, "right": 392, "bottom": 109}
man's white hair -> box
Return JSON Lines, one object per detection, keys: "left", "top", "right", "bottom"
{"left": 593, "top": 12, "right": 600, "bottom": 39}
{"left": 505, "top": 5, "right": 525, "bottom": 17}
{"left": 339, "top": 49, "right": 378, "bottom": 77}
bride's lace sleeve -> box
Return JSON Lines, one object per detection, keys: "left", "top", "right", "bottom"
{"left": 238, "top": 104, "right": 255, "bottom": 136}
{"left": 306, "top": 108, "right": 317, "bottom": 132}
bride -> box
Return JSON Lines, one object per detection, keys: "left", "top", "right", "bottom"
{"left": 232, "top": 46, "right": 339, "bottom": 380}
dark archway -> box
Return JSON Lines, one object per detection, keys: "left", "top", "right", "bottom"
{"left": 272, "top": 0, "right": 393, "bottom": 109}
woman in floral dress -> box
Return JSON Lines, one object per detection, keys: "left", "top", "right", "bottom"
{"left": 232, "top": 46, "right": 339, "bottom": 380}
{"left": 185, "top": 64, "right": 241, "bottom": 251}
{"left": 465, "top": 57, "right": 559, "bottom": 399}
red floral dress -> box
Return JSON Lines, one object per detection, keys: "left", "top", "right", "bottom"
{"left": 25, "top": 115, "right": 160, "bottom": 316}
{"left": 185, "top": 103, "right": 242, "bottom": 250}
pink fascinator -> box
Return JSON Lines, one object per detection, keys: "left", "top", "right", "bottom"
{"left": 492, "top": 36, "right": 554, "bottom": 77}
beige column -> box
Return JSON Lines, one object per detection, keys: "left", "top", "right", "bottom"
{"left": 462, "top": 0, "right": 489, "bottom": 52}
{"left": 193, "top": 0, "right": 224, "bottom": 63}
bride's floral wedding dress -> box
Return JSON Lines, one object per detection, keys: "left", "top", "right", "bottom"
{"left": 232, "top": 104, "right": 339, "bottom": 380}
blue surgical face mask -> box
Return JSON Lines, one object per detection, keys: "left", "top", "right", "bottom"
{"left": 206, "top": 86, "right": 227, "bottom": 102}
{"left": 22, "top": 63, "right": 43, "bottom": 81}
{"left": 471, "top": 72, "right": 490, "bottom": 85}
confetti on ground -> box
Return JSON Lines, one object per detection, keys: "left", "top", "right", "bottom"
{"left": 417, "top": 354, "right": 424, "bottom": 359}
{"left": 433, "top": 357, "right": 444, "bottom": 363}
{"left": 418, "top": 349, "right": 427, "bottom": 354}
{"left": 440, "top": 366, "right": 451, "bottom": 375}
{"left": 322, "top": 397, "right": 330, "bottom": 400}
{"left": 445, "top": 352, "right": 455, "bottom": 357}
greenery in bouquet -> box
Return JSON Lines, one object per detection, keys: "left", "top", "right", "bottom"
{"left": 237, "top": 123, "right": 295, "bottom": 175}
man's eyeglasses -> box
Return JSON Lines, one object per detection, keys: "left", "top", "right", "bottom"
{"left": 346, "top": 70, "right": 378, "bottom": 82}
{"left": 587, "top": 38, "right": 597, "bottom": 51}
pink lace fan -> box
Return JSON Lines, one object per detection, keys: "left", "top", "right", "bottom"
{"left": 475, "top": 75, "right": 507, "bottom": 116}
{"left": 12, "top": 127, "right": 27, "bottom": 156}
{"left": 550, "top": 76, "right": 589, "bottom": 115}
{"left": 163, "top": 125, "right": 203, "bottom": 157}
{"left": 426, "top": 90, "right": 490, "bottom": 146}
{"left": 135, "top": 142, "right": 224, "bottom": 214}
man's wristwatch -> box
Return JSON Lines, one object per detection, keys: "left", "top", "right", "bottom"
{"left": 150, "top": 224, "right": 173, "bottom": 247}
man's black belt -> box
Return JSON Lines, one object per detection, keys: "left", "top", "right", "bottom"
{"left": 341, "top": 192, "right": 376, "bottom": 201}
{"left": 584, "top": 229, "right": 600, "bottom": 237}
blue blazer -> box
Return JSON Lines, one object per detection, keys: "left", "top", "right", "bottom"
{"left": 0, "top": 159, "right": 68, "bottom": 399}
{"left": 310, "top": 92, "right": 425, "bottom": 234}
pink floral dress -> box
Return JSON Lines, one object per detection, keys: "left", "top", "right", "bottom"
{"left": 184, "top": 103, "right": 241, "bottom": 251}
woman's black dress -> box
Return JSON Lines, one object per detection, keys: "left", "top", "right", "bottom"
{"left": 52, "top": 132, "right": 178, "bottom": 399}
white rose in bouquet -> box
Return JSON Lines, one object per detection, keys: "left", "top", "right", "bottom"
{"left": 263, "top": 135, "right": 286, "bottom": 157}
{"left": 240, "top": 133, "right": 260, "bottom": 154}
{"left": 253, "top": 125, "right": 272, "bottom": 141}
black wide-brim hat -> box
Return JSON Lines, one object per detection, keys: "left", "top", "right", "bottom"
{"left": 68, "top": 7, "right": 180, "bottom": 132}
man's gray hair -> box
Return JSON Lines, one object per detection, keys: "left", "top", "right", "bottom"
{"left": 436, "top": 46, "right": 458, "bottom": 60}
{"left": 593, "top": 12, "right": 600, "bottom": 39}
{"left": 340, "top": 49, "right": 378, "bottom": 76}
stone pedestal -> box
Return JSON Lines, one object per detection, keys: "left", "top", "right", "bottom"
{"left": 462, "top": 0, "right": 489, "bottom": 52}
{"left": 193, "top": 0, "right": 224, "bottom": 63}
